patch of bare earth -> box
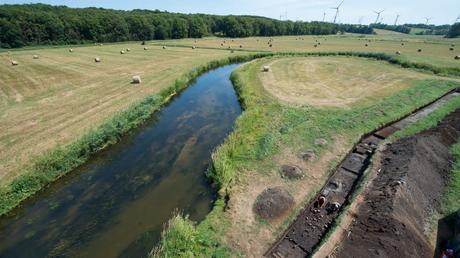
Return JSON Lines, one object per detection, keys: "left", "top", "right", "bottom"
{"left": 332, "top": 109, "right": 460, "bottom": 258}
{"left": 222, "top": 136, "right": 349, "bottom": 257}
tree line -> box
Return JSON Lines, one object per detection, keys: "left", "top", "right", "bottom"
{"left": 0, "top": 4, "right": 374, "bottom": 48}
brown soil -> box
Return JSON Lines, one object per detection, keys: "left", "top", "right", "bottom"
{"left": 335, "top": 109, "right": 460, "bottom": 258}
{"left": 254, "top": 187, "right": 295, "bottom": 222}
{"left": 280, "top": 165, "right": 304, "bottom": 179}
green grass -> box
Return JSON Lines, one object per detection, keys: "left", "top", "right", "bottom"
{"left": 444, "top": 141, "right": 460, "bottom": 215}
{"left": 153, "top": 55, "right": 460, "bottom": 257}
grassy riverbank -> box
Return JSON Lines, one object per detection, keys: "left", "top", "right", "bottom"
{"left": 153, "top": 55, "right": 460, "bottom": 257}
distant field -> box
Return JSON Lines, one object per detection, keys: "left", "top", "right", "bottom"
{"left": 373, "top": 29, "right": 406, "bottom": 35}
{"left": 259, "top": 56, "right": 432, "bottom": 107}
{"left": 0, "top": 43, "right": 231, "bottom": 185}
{"left": 160, "top": 34, "right": 460, "bottom": 68}
{"left": 1, "top": 32, "right": 459, "bottom": 194}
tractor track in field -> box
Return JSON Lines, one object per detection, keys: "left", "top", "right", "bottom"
{"left": 266, "top": 88, "right": 460, "bottom": 258}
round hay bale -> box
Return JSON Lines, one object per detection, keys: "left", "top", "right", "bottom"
{"left": 396, "top": 51, "right": 401, "bottom": 55}
{"left": 455, "top": 55, "right": 460, "bottom": 60}
{"left": 221, "top": 43, "right": 224, "bottom": 46}
{"left": 301, "top": 150, "right": 316, "bottom": 162}
{"left": 253, "top": 187, "right": 295, "bottom": 221}
{"left": 239, "top": 45, "right": 243, "bottom": 48}
{"left": 401, "top": 43, "right": 405, "bottom": 46}
{"left": 33, "top": 55, "right": 39, "bottom": 59}
{"left": 144, "top": 47, "right": 148, "bottom": 50}
{"left": 418, "top": 49, "right": 422, "bottom": 52}
{"left": 69, "top": 48, "right": 73, "bottom": 53}
{"left": 450, "top": 47, "right": 455, "bottom": 51}
{"left": 192, "top": 46, "right": 196, "bottom": 49}
{"left": 452, "top": 44, "right": 456, "bottom": 47}
{"left": 11, "top": 60, "right": 18, "bottom": 66}
{"left": 314, "top": 44, "right": 318, "bottom": 48}
{"left": 263, "top": 65, "right": 270, "bottom": 72}
{"left": 94, "top": 57, "right": 101, "bottom": 63}
{"left": 365, "top": 43, "right": 368, "bottom": 47}
{"left": 315, "top": 138, "right": 328, "bottom": 146}
{"left": 280, "top": 165, "right": 304, "bottom": 179}
{"left": 318, "top": 42, "right": 321, "bottom": 45}
{"left": 120, "top": 50, "right": 125, "bottom": 54}
{"left": 228, "top": 46, "right": 231, "bottom": 49}
{"left": 99, "top": 43, "right": 103, "bottom": 46}
{"left": 269, "top": 44, "right": 273, "bottom": 48}
{"left": 132, "top": 75, "right": 141, "bottom": 84}
{"left": 126, "top": 48, "right": 130, "bottom": 52}
{"left": 163, "top": 46, "right": 166, "bottom": 49}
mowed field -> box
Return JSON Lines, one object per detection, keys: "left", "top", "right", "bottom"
{"left": 1, "top": 33, "right": 459, "bottom": 194}
{"left": 161, "top": 34, "right": 460, "bottom": 68}
{"left": 259, "top": 56, "right": 432, "bottom": 107}
{"left": 0, "top": 43, "right": 231, "bottom": 185}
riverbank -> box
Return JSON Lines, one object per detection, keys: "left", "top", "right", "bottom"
{"left": 152, "top": 55, "right": 460, "bottom": 257}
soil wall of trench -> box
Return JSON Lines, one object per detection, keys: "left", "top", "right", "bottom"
{"left": 335, "top": 109, "right": 460, "bottom": 258}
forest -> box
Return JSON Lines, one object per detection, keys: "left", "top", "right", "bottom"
{"left": 0, "top": 4, "right": 373, "bottom": 48}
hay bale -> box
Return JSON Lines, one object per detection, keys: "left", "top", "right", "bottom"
{"left": 192, "top": 46, "right": 196, "bottom": 49}
{"left": 144, "top": 47, "right": 148, "bottom": 50}
{"left": 269, "top": 44, "right": 273, "bottom": 48}
{"left": 221, "top": 43, "right": 224, "bottom": 46}
{"left": 452, "top": 44, "right": 456, "bottom": 47}
{"left": 120, "top": 50, "right": 125, "bottom": 54}
{"left": 69, "top": 48, "right": 73, "bottom": 53}
{"left": 418, "top": 49, "right": 422, "bottom": 52}
{"left": 126, "top": 48, "right": 130, "bottom": 52}
{"left": 132, "top": 75, "right": 141, "bottom": 84}
{"left": 11, "top": 60, "right": 18, "bottom": 66}
{"left": 33, "top": 55, "right": 39, "bottom": 59}
{"left": 396, "top": 51, "right": 401, "bottom": 55}
{"left": 401, "top": 43, "right": 405, "bottom": 46}
{"left": 239, "top": 45, "right": 243, "bottom": 48}
{"left": 455, "top": 55, "right": 460, "bottom": 60}
{"left": 94, "top": 57, "right": 101, "bottom": 63}
{"left": 314, "top": 44, "right": 318, "bottom": 48}
{"left": 163, "top": 46, "right": 166, "bottom": 49}
{"left": 318, "top": 42, "right": 321, "bottom": 45}
{"left": 263, "top": 66, "right": 270, "bottom": 72}
{"left": 450, "top": 47, "right": 455, "bottom": 51}
{"left": 365, "top": 43, "right": 369, "bottom": 47}
{"left": 99, "top": 43, "right": 103, "bottom": 46}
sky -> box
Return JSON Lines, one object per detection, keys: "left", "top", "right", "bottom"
{"left": 1, "top": 0, "right": 459, "bottom": 25}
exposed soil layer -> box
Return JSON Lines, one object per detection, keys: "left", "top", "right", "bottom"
{"left": 254, "top": 187, "right": 295, "bottom": 222}
{"left": 266, "top": 89, "right": 460, "bottom": 258}
{"left": 336, "top": 109, "right": 460, "bottom": 258}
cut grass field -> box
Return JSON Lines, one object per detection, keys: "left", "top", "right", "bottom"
{"left": 259, "top": 56, "right": 432, "bottom": 107}
{"left": 0, "top": 43, "right": 232, "bottom": 186}
{"left": 159, "top": 34, "right": 460, "bottom": 68}
{"left": 153, "top": 56, "right": 460, "bottom": 257}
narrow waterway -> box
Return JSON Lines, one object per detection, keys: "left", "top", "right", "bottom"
{"left": 0, "top": 63, "right": 242, "bottom": 258}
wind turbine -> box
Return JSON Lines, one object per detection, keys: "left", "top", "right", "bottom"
{"left": 331, "top": 0, "right": 344, "bottom": 24}
{"left": 425, "top": 17, "right": 432, "bottom": 25}
{"left": 394, "top": 14, "right": 400, "bottom": 26}
{"left": 373, "top": 10, "right": 384, "bottom": 24}
{"left": 322, "top": 11, "right": 326, "bottom": 22}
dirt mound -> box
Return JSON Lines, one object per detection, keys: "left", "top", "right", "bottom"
{"left": 254, "top": 187, "right": 295, "bottom": 222}
{"left": 336, "top": 109, "right": 460, "bottom": 258}
{"left": 280, "top": 165, "right": 304, "bottom": 179}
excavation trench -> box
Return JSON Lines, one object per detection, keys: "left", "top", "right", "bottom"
{"left": 0, "top": 64, "right": 242, "bottom": 258}
{"left": 267, "top": 88, "right": 460, "bottom": 258}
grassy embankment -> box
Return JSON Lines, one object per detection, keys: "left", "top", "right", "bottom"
{"left": 153, "top": 55, "right": 460, "bottom": 257}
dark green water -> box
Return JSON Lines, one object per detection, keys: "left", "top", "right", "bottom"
{"left": 0, "top": 64, "right": 242, "bottom": 258}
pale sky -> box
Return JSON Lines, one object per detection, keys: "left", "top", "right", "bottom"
{"left": 1, "top": 0, "right": 459, "bottom": 25}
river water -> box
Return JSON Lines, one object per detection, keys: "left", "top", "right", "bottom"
{"left": 0, "top": 63, "right": 242, "bottom": 258}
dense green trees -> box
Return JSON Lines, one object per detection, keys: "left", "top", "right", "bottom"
{"left": 446, "top": 23, "right": 460, "bottom": 38}
{"left": 369, "top": 23, "right": 411, "bottom": 34}
{"left": 0, "top": 3, "right": 372, "bottom": 48}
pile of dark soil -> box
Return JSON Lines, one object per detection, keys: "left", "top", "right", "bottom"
{"left": 336, "top": 109, "right": 460, "bottom": 258}
{"left": 280, "top": 165, "right": 304, "bottom": 179}
{"left": 254, "top": 187, "right": 295, "bottom": 222}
